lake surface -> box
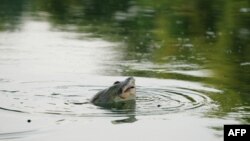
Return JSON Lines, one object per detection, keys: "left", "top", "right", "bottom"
{"left": 0, "top": 0, "right": 249, "bottom": 141}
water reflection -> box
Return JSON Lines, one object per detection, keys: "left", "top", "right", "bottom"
{"left": 112, "top": 115, "right": 137, "bottom": 124}
{"left": 0, "top": 0, "right": 250, "bottom": 140}
{"left": 0, "top": 19, "right": 119, "bottom": 75}
{"left": 0, "top": 0, "right": 24, "bottom": 31}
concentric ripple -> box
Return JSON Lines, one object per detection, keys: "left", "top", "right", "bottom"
{"left": 135, "top": 87, "right": 211, "bottom": 115}
{"left": 0, "top": 78, "right": 214, "bottom": 117}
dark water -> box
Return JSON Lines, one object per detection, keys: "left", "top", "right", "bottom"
{"left": 0, "top": 0, "right": 249, "bottom": 141}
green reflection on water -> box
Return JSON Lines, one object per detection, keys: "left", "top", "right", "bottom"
{"left": 0, "top": 0, "right": 249, "bottom": 122}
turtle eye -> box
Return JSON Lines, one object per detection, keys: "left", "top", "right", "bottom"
{"left": 113, "top": 81, "right": 120, "bottom": 85}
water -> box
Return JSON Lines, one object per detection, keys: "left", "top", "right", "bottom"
{"left": 0, "top": 0, "right": 250, "bottom": 141}
{"left": 0, "top": 76, "right": 216, "bottom": 117}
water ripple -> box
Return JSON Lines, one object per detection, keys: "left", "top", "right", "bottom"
{"left": 134, "top": 87, "right": 211, "bottom": 115}
{"left": 0, "top": 130, "right": 37, "bottom": 140}
{"left": 0, "top": 84, "right": 213, "bottom": 117}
